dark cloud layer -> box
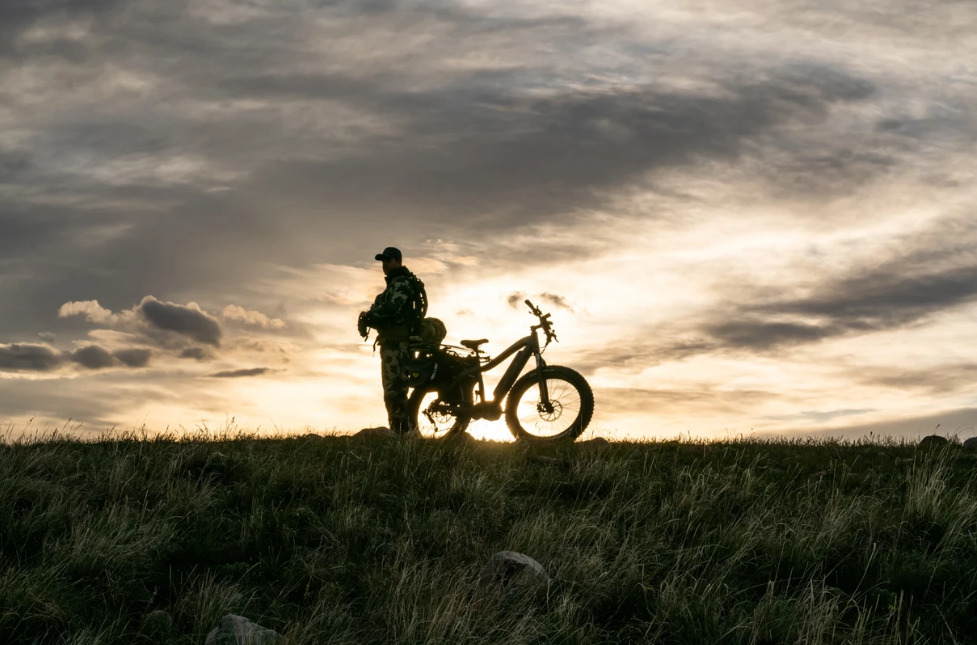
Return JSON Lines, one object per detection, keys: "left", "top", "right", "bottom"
{"left": 779, "top": 264, "right": 977, "bottom": 330}
{"left": 239, "top": 65, "right": 881, "bottom": 242}
{"left": 703, "top": 259, "right": 977, "bottom": 354}
{"left": 139, "top": 297, "right": 223, "bottom": 347}
{"left": 208, "top": 367, "right": 272, "bottom": 378}
{"left": 180, "top": 347, "right": 211, "bottom": 361}
{"left": 70, "top": 345, "right": 117, "bottom": 370}
{"left": 0, "top": 342, "right": 150, "bottom": 372}
{"left": 852, "top": 363, "right": 977, "bottom": 397}
{"left": 0, "top": 0, "right": 907, "bottom": 331}
{"left": 114, "top": 348, "right": 152, "bottom": 368}
{"left": 0, "top": 343, "right": 62, "bottom": 372}
{"left": 613, "top": 211, "right": 977, "bottom": 360}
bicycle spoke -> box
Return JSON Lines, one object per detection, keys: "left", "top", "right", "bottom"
{"left": 514, "top": 377, "right": 583, "bottom": 438}
{"left": 414, "top": 390, "right": 458, "bottom": 438}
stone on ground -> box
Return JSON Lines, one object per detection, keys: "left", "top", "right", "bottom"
{"left": 919, "top": 435, "right": 949, "bottom": 448}
{"left": 205, "top": 614, "right": 280, "bottom": 645}
{"left": 963, "top": 437, "right": 977, "bottom": 450}
{"left": 139, "top": 610, "right": 173, "bottom": 640}
{"left": 353, "top": 426, "right": 396, "bottom": 438}
{"left": 578, "top": 437, "right": 610, "bottom": 447}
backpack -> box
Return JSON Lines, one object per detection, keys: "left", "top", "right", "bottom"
{"left": 418, "top": 317, "right": 447, "bottom": 345}
{"left": 406, "top": 271, "right": 428, "bottom": 329}
{"left": 405, "top": 272, "right": 446, "bottom": 346}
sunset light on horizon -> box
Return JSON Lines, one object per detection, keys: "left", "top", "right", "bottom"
{"left": 1, "top": 0, "right": 976, "bottom": 442}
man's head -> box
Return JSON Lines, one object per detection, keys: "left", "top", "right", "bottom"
{"left": 375, "top": 246, "right": 403, "bottom": 275}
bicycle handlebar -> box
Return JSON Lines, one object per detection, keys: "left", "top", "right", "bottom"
{"left": 524, "top": 299, "right": 558, "bottom": 346}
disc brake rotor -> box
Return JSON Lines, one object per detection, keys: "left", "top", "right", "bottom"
{"left": 536, "top": 399, "right": 563, "bottom": 421}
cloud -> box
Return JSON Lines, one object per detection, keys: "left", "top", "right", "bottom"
{"left": 222, "top": 304, "right": 286, "bottom": 329}
{"left": 236, "top": 64, "right": 883, "bottom": 246}
{"left": 778, "top": 407, "right": 977, "bottom": 441}
{"left": 55, "top": 295, "right": 228, "bottom": 356}
{"left": 113, "top": 348, "right": 151, "bottom": 368}
{"left": 0, "top": 343, "right": 152, "bottom": 372}
{"left": 540, "top": 292, "right": 573, "bottom": 312}
{"left": 49, "top": 293, "right": 297, "bottom": 375}
{"left": 58, "top": 300, "right": 116, "bottom": 324}
{"left": 761, "top": 408, "right": 877, "bottom": 424}
{"left": 851, "top": 363, "right": 977, "bottom": 397}
{"left": 0, "top": 0, "right": 954, "bottom": 342}
{"left": 69, "top": 344, "right": 117, "bottom": 369}
{"left": 222, "top": 337, "right": 295, "bottom": 364}
{"left": 57, "top": 296, "right": 293, "bottom": 357}
{"left": 0, "top": 343, "right": 62, "bottom": 371}
{"left": 702, "top": 319, "right": 834, "bottom": 352}
{"left": 596, "top": 385, "right": 776, "bottom": 417}
{"left": 138, "top": 296, "right": 223, "bottom": 347}
{"left": 180, "top": 347, "right": 212, "bottom": 361}
{"left": 775, "top": 264, "right": 977, "bottom": 332}
{"left": 507, "top": 291, "right": 572, "bottom": 312}
{"left": 208, "top": 367, "right": 272, "bottom": 378}
{"left": 700, "top": 263, "right": 977, "bottom": 354}
{"left": 625, "top": 211, "right": 977, "bottom": 359}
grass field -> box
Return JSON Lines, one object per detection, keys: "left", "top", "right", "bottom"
{"left": 2, "top": 431, "right": 976, "bottom": 644}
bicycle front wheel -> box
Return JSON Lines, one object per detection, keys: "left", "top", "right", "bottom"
{"left": 504, "top": 366, "right": 594, "bottom": 442}
{"left": 408, "top": 387, "right": 471, "bottom": 439}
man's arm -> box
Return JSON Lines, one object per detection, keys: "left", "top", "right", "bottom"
{"left": 361, "top": 277, "right": 413, "bottom": 328}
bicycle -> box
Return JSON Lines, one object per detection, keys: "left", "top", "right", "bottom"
{"left": 406, "top": 299, "right": 594, "bottom": 441}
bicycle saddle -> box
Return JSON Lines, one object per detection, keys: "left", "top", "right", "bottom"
{"left": 460, "top": 338, "right": 489, "bottom": 350}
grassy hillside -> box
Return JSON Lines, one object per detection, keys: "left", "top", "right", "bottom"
{"left": 2, "top": 432, "right": 976, "bottom": 644}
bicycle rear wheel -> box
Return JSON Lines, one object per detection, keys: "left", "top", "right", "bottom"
{"left": 504, "top": 366, "right": 594, "bottom": 442}
{"left": 408, "top": 387, "right": 471, "bottom": 439}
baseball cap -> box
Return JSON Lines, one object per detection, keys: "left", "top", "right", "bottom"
{"left": 374, "top": 247, "right": 402, "bottom": 262}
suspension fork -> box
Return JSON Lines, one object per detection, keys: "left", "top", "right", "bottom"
{"left": 531, "top": 331, "right": 553, "bottom": 413}
{"left": 535, "top": 362, "right": 553, "bottom": 412}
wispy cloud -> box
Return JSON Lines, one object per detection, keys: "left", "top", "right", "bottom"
{"left": 208, "top": 367, "right": 274, "bottom": 378}
{"left": 222, "top": 305, "right": 286, "bottom": 329}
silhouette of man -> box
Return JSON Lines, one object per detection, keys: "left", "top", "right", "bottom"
{"left": 358, "top": 247, "right": 421, "bottom": 435}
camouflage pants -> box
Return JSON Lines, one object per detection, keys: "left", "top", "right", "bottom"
{"left": 379, "top": 340, "right": 412, "bottom": 434}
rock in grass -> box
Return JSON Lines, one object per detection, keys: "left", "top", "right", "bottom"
{"left": 919, "top": 435, "right": 949, "bottom": 448}
{"left": 578, "top": 437, "right": 610, "bottom": 447}
{"left": 963, "top": 437, "right": 977, "bottom": 450}
{"left": 353, "top": 426, "right": 396, "bottom": 438}
{"left": 445, "top": 430, "right": 475, "bottom": 444}
{"left": 139, "top": 610, "right": 173, "bottom": 640}
{"left": 478, "top": 551, "right": 549, "bottom": 590}
{"left": 205, "top": 614, "right": 280, "bottom": 645}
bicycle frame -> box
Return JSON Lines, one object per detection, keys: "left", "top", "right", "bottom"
{"left": 436, "top": 325, "right": 551, "bottom": 419}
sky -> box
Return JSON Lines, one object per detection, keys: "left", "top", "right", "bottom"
{"left": 1, "top": 0, "right": 976, "bottom": 441}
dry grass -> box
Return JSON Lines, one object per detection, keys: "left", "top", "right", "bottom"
{"left": 1, "top": 431, "right": 976, "bottom": 643}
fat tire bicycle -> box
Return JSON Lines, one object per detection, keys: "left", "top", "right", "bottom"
{"left": 406, "top": 300, "right": 594, "bottom": 442}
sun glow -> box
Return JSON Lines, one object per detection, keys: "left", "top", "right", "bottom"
{"left": 465, "top": 419, "right": 517, "bottom": 442}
